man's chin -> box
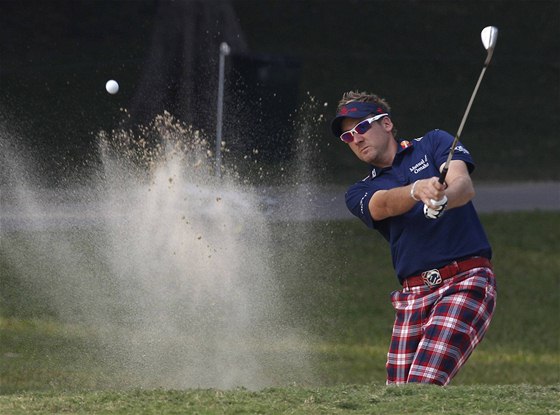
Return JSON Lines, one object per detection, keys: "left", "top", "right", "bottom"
{"left": 359, "top": 150, "right": 375, "bottom": 164}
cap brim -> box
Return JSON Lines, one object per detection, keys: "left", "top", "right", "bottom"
{"left": 330, "top": 116, "right": 346, "bottom": 138}
{"left": 330, "top": 110, "right": 375, "bottom": 138}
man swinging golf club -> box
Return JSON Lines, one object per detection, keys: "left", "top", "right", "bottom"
{"left": 331, "top": 27, "right": 499, "bottom": 386}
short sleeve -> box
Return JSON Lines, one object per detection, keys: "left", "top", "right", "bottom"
{"left": 345, "top": 180, "right": 378, "bottom": 229}
{"left": 430, "top": 130, "right": 475, "bottom": 174}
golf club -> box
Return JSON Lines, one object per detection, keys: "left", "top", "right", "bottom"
{"left": 439, "top": 26, "right": 498, "bottom": 184}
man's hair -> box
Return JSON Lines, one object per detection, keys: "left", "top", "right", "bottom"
{"left": 337, "top": 91, "right": 397, "bottom": 137}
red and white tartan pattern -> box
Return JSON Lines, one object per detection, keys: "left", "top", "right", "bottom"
{"left": 386, "top": 267, "right": 497, "bottom": 386}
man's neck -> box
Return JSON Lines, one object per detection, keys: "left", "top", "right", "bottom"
{"left": 374, "top": 138, "right": 398, "bottom": 169}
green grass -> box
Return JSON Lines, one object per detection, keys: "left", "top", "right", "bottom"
{"left": 1, "top": 384, "right": 559, "bottom": 415}
{"left": 1, "top": 211, "right": 559, "bottom": 413}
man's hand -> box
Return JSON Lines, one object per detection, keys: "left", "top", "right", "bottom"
{"left": 424, "top": 195, "right": 448, "bottom": 219}
{"left": 410, "top": 176, "right": 447, "bottom": 219}
{"left": 411, "top": 177, "right": 446, "bottom": 204}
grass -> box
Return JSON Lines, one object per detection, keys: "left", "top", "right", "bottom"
{"left": 1, "top": 211, "right": 559, "bottom": 413}
{"left": 1, "top": 384, "right": 559, "bottom": 415}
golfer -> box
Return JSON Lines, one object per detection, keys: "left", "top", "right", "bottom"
{"left": 331, "top": 91, "right": 497, "bottom": 386}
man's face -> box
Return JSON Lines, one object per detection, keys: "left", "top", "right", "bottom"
{"left": 340, "top": 115, "right": 394, "bottom": 166}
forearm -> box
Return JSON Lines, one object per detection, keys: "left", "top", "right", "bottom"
{"left": 444, "top": 174, "right": 475, "bottom": 209}
{"left": 368, "top": 184, "right": 418, "bottom": 221}
{"left": 369, "top": 175, "right": 473, "bottom": 221}
{"left": 369, "top": 177, "right": 447, "bottom": 221}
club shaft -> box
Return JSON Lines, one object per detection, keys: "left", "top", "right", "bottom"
{"left": 439, "top": 64, "right": 488, "bottom": 184}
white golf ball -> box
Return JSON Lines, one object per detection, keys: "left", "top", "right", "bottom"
{"left": 105, "top": 80, "right": 119, "bottom": 94}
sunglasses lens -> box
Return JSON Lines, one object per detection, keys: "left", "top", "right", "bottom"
{"left": 354, "top": 119, "right": 372, "bottom": 134}
{"left": 340, "top": 132, "right": 353, "bottom": 143}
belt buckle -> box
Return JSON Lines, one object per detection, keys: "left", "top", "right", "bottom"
{"left": 422, "top": 269, "right": 442, "bottom": 288}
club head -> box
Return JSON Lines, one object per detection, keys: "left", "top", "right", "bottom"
{"left": 481, "top": 26, "right": 498, "bottom": 50}
{"left": 481, "top": 26, "right": 498, "bottom": 66}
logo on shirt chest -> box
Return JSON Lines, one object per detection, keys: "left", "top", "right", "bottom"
{"left": 409, "top": 154, "right": 430, "bottom": 175}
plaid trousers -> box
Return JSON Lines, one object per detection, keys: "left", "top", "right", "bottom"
{"left": 386, "top": 266, "right": 497, "bottom": 386}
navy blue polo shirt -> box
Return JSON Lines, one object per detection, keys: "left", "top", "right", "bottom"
{"left": 345, "top": 129, "right": 492, "bottom": 283}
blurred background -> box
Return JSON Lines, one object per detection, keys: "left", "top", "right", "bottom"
{"left": 0, "top": 0, "right": 558, "bottom": 185}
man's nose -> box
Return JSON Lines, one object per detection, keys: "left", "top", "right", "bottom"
{"left": 352, "top": 132, "right": 365, "bottom": 143}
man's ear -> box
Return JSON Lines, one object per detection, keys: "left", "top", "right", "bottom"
{"left": 381, "top": 116, "right": 393, "bottom": 131}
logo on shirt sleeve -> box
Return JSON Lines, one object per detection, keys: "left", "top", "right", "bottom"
{"left": 453, "top": 145, "right": 470, "bottom": 155}
{"left": 359, "top": 192, "right": 369, "bottom": 216}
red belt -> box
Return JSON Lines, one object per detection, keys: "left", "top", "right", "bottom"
{"left": 402, "top": 257, "right": 492, "bottom": 289}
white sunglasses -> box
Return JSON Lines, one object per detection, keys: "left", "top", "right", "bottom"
{"left": 340, "top": 113, "right": 388, "bottom": 143}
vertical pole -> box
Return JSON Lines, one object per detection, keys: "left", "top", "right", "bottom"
{"left": 215, "top": 42, "right": 230, "bottom": 177}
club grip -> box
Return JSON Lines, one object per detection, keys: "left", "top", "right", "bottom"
{"left": 438, "top": 167, "right": 448, "bottom": 184}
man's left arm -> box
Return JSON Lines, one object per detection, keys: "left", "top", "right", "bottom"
{"left": 440, "top": 159, "right": 475, "bottom": 209}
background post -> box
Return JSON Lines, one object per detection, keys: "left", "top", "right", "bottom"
{"left": 216, "top": 42, "right": 231, "bottom": 177}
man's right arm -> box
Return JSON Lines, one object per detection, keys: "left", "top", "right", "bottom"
{"left": 368, "top": 185, "right": 416, "bottom": 221}
{"left": 369, "top": 178, "right": 446, "bottom": 221}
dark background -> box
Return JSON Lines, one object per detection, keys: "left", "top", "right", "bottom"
{"left": 1, "top": 0, "right": 558, "bottom": 185}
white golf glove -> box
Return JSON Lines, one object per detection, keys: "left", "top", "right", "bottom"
{"left": 424, "top": 195, "right": 448, "bottom": 219}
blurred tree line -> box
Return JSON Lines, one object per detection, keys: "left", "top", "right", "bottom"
{"left": 0, "top": 0, "right": 558, "bottom": 185}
